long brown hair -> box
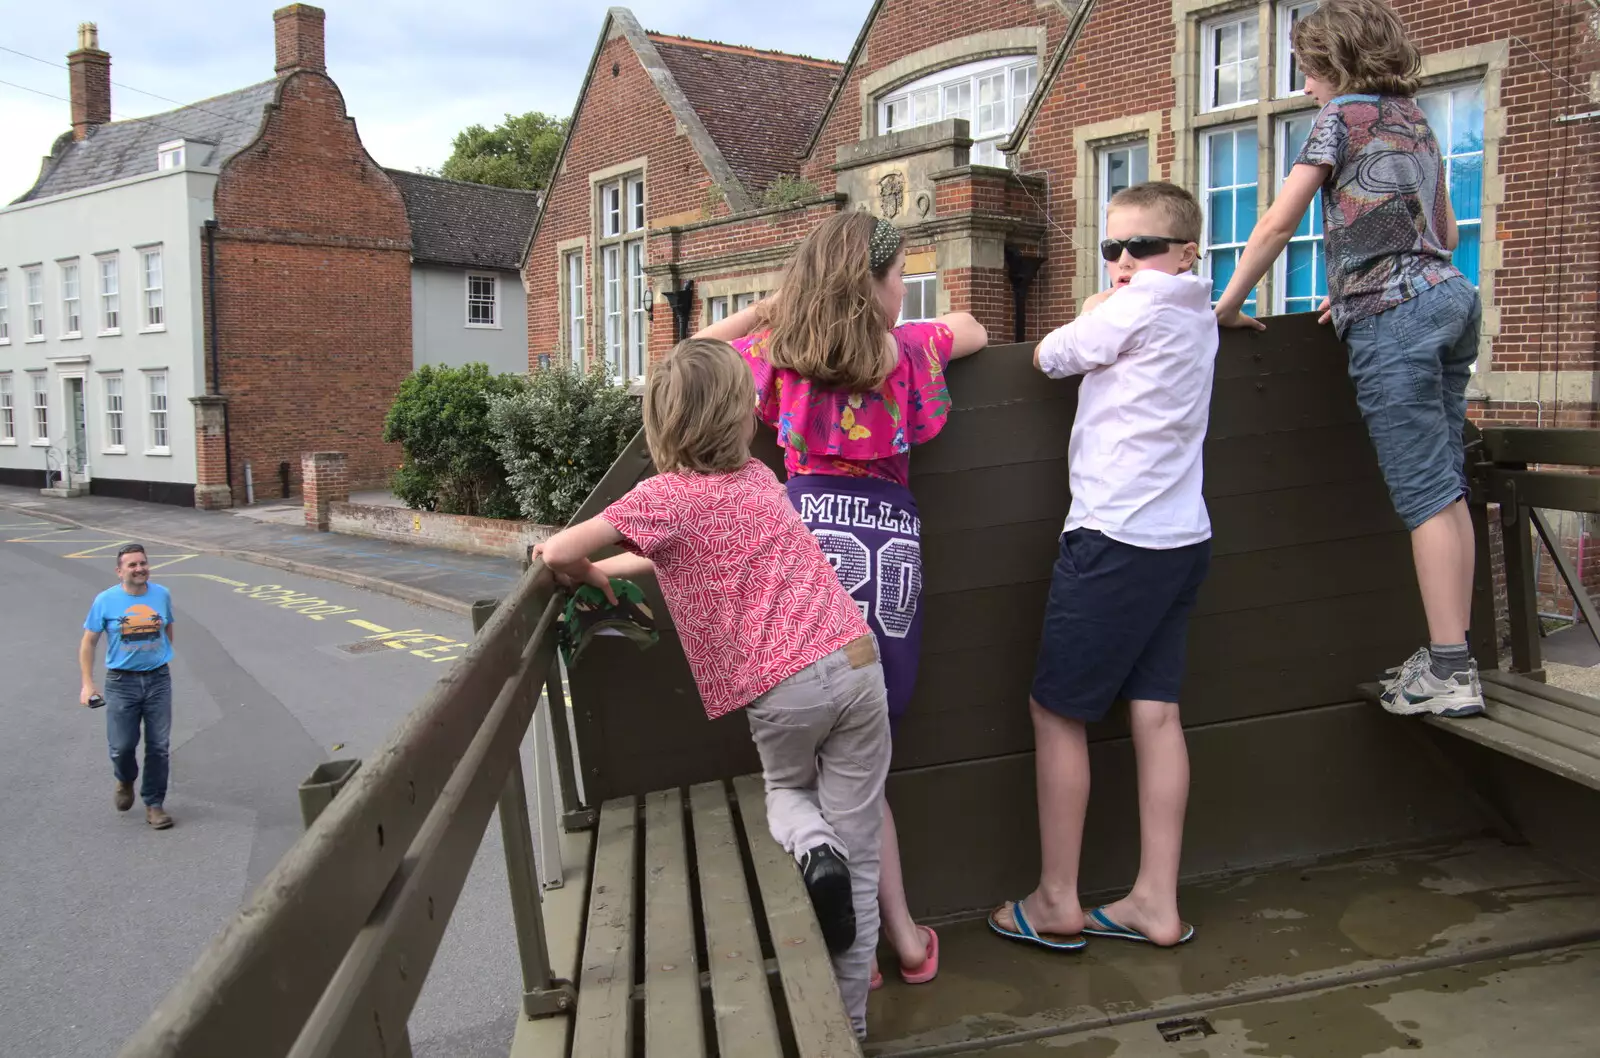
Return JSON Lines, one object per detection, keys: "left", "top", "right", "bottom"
{"left": 761, "top": 211, "right": 901, "bottom": 392}
{"left": 1293, "top": 0, "right": 1422, "bottom": 96}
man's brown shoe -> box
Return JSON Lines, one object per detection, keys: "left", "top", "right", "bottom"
{"left": 114, "top": 782, "right": 134, "bottom": 812}
{"left": 146, "top": 806, "right": 173, "bottom": 830}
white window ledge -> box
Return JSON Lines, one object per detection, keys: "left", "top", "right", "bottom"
{"left": 60, "top": 333, "right": 82, "bottom": 341}
{"left": 31, "top": 439, "right": 50, "bottom": 446}
{"left": 0, "top": 340, "right": 10, "bottom": 347}
{"left": 99, "top": 329, "right": 122, "bottom": 338}
{"left": 0, "top": 439, "right": 16, "bottom": 446}
{"left": 102, "top": 446, "right": 127, "bottom": 455}
{"left": 139, "top": 325, "right": 167, "bottom": 335}
{"left": 144, "top": 447, "right": 172, "bottom": 457}
{"left": 26, "top": 337, "right": 45, "bottom": 344}
{"left": 465, "top": 323, "right": 503, "bottom": 330}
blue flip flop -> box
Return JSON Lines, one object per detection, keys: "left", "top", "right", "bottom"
{"left": 1082, "top": 906, "right": 1196, "bottom": 947}
{"left": 988, "top": 900, "right": 1087, "bottom": 951}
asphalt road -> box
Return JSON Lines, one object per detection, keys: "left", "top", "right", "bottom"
{"left": 0, "top": 517, "right": 540, "bottom": 1058}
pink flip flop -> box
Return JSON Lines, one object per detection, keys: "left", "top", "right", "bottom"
{"left": 900, "top": 926, "right": 940, "bottom": 985}
{"left": 869, "top": 967, "right": 884, "bottom": 991}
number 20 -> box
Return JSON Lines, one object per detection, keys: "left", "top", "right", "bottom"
{"left": 812, "top": 530, "right": 922, "bottom": 640}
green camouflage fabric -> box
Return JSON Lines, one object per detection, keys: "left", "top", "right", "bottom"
{"left": 558, "top": 578, "right": 660, "bottom": 668}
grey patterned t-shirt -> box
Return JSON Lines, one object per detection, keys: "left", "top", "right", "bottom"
{"left": 1295, "top": 94, "right": 1462, "bottom": 335}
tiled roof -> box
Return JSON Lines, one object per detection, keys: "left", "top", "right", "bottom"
{"left": 13, "top": 81, "right": 277, "bottom": 204}
{"left": 384, "top": 169, "right": 542, "bottom": 271}
{"left": 648, "top": 34, "right": 842, "bottom": 199}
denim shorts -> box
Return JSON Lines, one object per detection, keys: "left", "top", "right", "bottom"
{"left": 1344, "top": 277, "right": 1481, "bottom": 531}
{"left": 1030, "top": 529, "right": 1211, "bottom": 722}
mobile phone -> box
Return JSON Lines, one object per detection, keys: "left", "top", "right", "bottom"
{"left": 87, "top": 694, "right": 105, "bottom": 709}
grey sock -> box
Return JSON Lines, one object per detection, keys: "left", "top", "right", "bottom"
{"left": 1429, "top": 642, "right": 1470, "bottom": 680}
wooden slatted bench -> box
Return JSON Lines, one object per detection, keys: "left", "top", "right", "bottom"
{"left": 569, "top": 775, "right": 863, "bottom": 1058}
{"left": 1359, "top": 672, "right": 1600, "bottom": 792}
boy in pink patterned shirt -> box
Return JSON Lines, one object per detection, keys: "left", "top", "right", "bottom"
{"left": 538, "top": 339, "right": 890, "bottom": 1039}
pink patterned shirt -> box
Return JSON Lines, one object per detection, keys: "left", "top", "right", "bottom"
{"left": 601, "top": 460, "right": 871, "bottom": 719}
{"left": 733, "top": 322, "right": 956, "bottom": 486}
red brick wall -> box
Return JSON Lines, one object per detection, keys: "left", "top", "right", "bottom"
{"left": 525, "top": 32, "right": 724, "bottom": 366}
{"left": 212, "top": 71, "right": 412, "bottom": 496}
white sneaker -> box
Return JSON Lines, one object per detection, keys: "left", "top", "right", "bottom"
{"left": 1380, "top": 658, "right": 1485, "bottom": 718}
{"left": 1381, "top": 647, "right": 1432, "bottom": 690}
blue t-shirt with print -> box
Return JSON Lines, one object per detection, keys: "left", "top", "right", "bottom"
{"left": 84, "top": 583, "right": 174, "bottom": 671}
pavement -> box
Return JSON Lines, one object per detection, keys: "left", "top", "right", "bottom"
{"left": 0, "top": 507, "right": 554, "bottom": 1058}
{"left": 0, "top": 484, "right": 523, "bottom": 616}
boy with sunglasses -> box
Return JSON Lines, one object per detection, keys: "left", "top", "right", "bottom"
{"left": 990, "top": 182, "right": 1215, "bottom": 952}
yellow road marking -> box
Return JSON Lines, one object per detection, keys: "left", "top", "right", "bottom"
{"left": 61, "top": 540, "right": 132, "bottom": 557}
{"left": 147, "top": 555, "right": 199, "bottom": 570}
{"left": 160, "top": 572, "right": 250, "bottom": 586}
{"left": 348, "top": 619, "right": 390, "bottom": 634}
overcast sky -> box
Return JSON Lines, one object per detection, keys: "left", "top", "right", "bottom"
{"left": 0, "top": 0, "right": 867, "bottom": 203}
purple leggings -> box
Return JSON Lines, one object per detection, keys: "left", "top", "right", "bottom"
{"left": 786, "top": 475, "right": 924, "bottom": 728}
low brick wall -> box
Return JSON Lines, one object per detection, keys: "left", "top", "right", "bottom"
{"left": 328, "top": 502, "right": 557, "bottom": 560}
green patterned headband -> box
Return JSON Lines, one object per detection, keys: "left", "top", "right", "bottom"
{"left": 869, "top": 217, "right": 903, "bottom": 273}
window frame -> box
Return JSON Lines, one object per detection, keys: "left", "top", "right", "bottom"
{"left": 595, "top": 174, "right": 648, "bottom": 380}
{"left": 59, "top": 259, "right": 82, "bottom": 338}
{"left": 145, "top": 370, "right": 170, "bottom": 454}
{"left": 1200, "top": 12, "right": 1262, "bottom": 113}
{"left": 1199, "top": 123, "right": 1261, "bottom": 315}
{"left": 1272, "top": 111, "right": 1329, "bottom": 314}
{"left": 30, "top": 372, "right": 49, "bottom": 445}
{"left": 1096, "top": 141, "right": 1152, "bottom": 288}
{"left": 157, "top": 139, "right": 186, "bottom": 170}
{"left": 899, "top": 273, "right": 940, "bottom": 323}
{"left": 465, "top": 272, "right": 499, "bottom": 328}
{"left": 0, "top": 270, "right": 9, "bottom": 345}
{"left": 563, "top": 248, "right": 586, "bottom": 370}
{"left": 1418, "top": 82, "right": 1485, "bottom": 286}
{"left": 103, "top": 373, "right": 126, "bottom": 452}
{"left": 877, "top": 55, "right": 1040, "bottom": 167}
{"left": 0, "top": 375, "right": 14, "bottom": 443}
{"left": 139, "top": 246, "right": 165, "bottom": 331}
{"left": 97, "top": 253, "right": 120, "bottom": 335}
{"left": 1276, "top": 1, "right": 1319, "bottom": 98}
{"left": 24, "top": 266, "right": 44, "bottom": 341}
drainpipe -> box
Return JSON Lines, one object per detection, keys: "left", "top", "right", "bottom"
{"left": 204, "top": 219, "right": 233, "bottom": 491}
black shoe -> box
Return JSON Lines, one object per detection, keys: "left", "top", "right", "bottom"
{"left": 800, "top": 844, "right": 855, "bottom": 954}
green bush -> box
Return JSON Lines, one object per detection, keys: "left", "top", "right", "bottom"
{"left": 383, "top": 363, "right": 528, "bottom": 520}
{"left": 488, "top": 362, "right": 643, "bottom": 525}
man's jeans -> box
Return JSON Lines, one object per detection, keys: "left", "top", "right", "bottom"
{"left": 104, "top": 665, "right": 172, "bottom": 808}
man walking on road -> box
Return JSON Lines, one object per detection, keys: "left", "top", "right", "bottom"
{"left": 79, "top": 544, "right": 176, "bottom": 830}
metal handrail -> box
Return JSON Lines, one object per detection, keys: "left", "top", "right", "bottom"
{"left": 118, "top": 562, "right": 571, "bottom": 1058}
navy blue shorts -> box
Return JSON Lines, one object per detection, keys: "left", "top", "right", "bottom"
{"left": 1031, "top": 529, "right": 1211, "bottom": 722}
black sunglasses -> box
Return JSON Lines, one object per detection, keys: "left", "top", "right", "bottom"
{"left": 1099, "top": 236, "right": 1192, "bottom": 262}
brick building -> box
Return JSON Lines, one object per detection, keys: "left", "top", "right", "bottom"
{"left": 3, "top": 5, "right": 539, "bottom": 508}
{"left": 526, "top": 0, "right": 1597, "bottom": 599}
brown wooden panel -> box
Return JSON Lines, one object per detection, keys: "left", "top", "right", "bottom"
{"left": 913, "top": 401, "right": 1077, "bottom": 476}
{"left": 643, "top": 789, "right": 706, "bottom": 1058}
{"left": 887, "top": 702, "right": 1485, "bottom": 919}
{"left": 731, "top": 776, "right": 862, "bottom": 1057}
{"left": 690, "top": 782, "right": 784, "bottom": 1057}
{"left": 942, "top": 343, "right": 1071, "bottom": 408}
{"left": 1202, "top": 423, "right": 1382, "bottom": 498}
{"left": 1208, "top": 369, "right": 1365, "bottom": 439}
{"left": 1489, "top": 469, "right": 1600, "bottom": 514}
{"left": 1482, "top": 427, "right": 1600, "bottom": 468}
{"left": 913, "top": 460, "right": 1073, "bottom": 534}
{"left": 571, "top": 798, "right": 639, "bottom": 1058}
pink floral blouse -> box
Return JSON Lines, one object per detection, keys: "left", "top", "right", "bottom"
{"left": 733, "top": 322, "right": 956, "bottom": 487}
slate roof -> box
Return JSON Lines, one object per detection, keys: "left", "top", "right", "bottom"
{"left": 647, "top": 35, "right": 841, "bottom": 199}
{"left": 13, "top": 81, "right": 277, "bottom": 204}
{"left": 385, "top": 169, "right": 543, "bottom": 271}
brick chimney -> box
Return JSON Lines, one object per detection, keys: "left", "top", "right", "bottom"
{"left": 67, "top": 23, "right": 111, "bottom": 141}
{"left": 273, "top": 4, "right": 327, "bottom": 76}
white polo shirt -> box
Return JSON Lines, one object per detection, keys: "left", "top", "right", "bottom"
{"left": 1035, "top": 269, "right": 1218, "bottom": 550}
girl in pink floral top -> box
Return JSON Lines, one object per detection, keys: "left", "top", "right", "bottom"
{"left": 698, "top": 210, "right": 987, "bottom": 990}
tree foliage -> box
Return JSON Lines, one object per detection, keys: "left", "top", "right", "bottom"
{"left": 383, "top": 363, "right": 529, "bottom": 519}
{"left": 437, "top": 111, "right": 569, "bottom": 191}
{"left": 487, "top": 364, "right": 643, "bottom": 526}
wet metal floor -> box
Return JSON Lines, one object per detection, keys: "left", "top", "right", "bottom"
{"left": 866, "top": 839, "right": 1600, "bottom": 1057}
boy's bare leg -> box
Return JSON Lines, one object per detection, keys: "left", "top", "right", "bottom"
{"left": 1097, "top": 698, "right": 1189, "bottom": 945}
{"left": 994, "top": 698, "right": 1090, "bottom": 936}
{"left": 877, "top": 799, "right": 930, "bottom": 968}
{"left": 1410, "top": 498, "right": 1476, "bottom": 643}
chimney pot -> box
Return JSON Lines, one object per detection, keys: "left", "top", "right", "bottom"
{"left": 273, "top": 4, "right": 327, "bottom": 77}
{"left": 67, "top": 22, "right": 111, "bottom": 141}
